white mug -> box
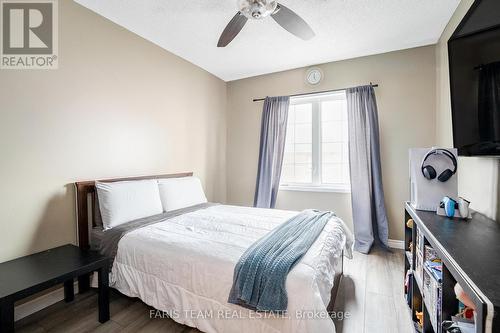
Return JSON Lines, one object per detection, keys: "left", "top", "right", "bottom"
{"left": 457, "top": 197, "right": 470, "bottom": 219}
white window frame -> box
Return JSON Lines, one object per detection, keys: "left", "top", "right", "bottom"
{"left": 279, "top": 91, "right": 351, "bottom": 193}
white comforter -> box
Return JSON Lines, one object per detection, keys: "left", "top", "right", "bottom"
{"left": 111, "top": 205, "right": 353, "bottom": 333}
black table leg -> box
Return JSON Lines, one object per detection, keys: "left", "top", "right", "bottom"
{"left": 0, "top": 299, "right": 14, "bottom": 333}
{"left": 64, "top": 279, "right": 74, "bottom": 302}
{"left": 78, "top": 273, "right": 90, "bottom": 294}
{"left": 97, "top": 266, "right": 109, "bottom": 323}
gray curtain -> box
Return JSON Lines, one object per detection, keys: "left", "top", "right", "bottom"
{"left": 346, "top": 86, "right": 389, "bottom": 253}
{"left": 254, "top": 96, "right": 290, "bottom": 208}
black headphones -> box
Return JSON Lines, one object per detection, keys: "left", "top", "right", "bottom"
{"left": 421, "top": 148, "right": 457, "bottom": 182}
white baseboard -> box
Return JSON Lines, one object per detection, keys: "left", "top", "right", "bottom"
{"left": 387, "top": 239, "right": 405, "bottom": 250}
{"left": 14, "top": 281, "right": 79, "bottom": 321}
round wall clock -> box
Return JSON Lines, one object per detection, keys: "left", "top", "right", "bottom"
{"left": 306, "top": 67, "right": 323, "bottom": 85}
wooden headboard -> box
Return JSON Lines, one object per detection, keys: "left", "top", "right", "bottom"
{"left": 74, "top": 172, "right": 193, "bottom": 249}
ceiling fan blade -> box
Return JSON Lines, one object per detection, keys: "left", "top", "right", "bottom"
{"left": 217, "top": 12, "right": 248, "bottom": 47}
{"left": 271, "top": 3, "right": 315, "bottom": 40}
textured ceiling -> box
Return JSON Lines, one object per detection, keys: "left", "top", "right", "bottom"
{"left": 74, "top": 0, "right": 460, "bottom": 81}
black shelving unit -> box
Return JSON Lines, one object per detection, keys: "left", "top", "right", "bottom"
{"left": 403, "top": 202, "right": 500, "bottom": 333}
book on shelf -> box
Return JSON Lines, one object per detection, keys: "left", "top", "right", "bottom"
{"left": 424, "top": 260, "right": 442, "bottom": 282}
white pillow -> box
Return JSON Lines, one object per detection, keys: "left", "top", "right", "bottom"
{"left": 158, "top": 176, "right": 208, "bottom": 212}
{"left": 96, "top": 179, "right": 163, "bottom": 229}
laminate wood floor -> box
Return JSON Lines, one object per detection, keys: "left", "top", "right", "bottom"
{"left": 16, "top": 247, "right": 413, "bottom": 333}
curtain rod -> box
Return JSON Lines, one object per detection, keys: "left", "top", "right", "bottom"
{"left": 252, "top": 83, "right": 379, "bottom": 102}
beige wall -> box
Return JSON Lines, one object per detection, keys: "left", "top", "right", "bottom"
{"left": 226, "top": 46, "right": 437, "bottom": 240}
{"left": 0, "top": 1, "right": 227, "bottom": 262}
{"left": 435, "top": 0, "right": 500, "bottom": 221}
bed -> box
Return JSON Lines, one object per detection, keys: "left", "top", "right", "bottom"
{"left": 75, "top": 173, "right": 352, "bottom": 333}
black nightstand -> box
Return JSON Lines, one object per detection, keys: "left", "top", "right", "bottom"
{"left": 0, "top": 244, "right": 110, "bottom": 333}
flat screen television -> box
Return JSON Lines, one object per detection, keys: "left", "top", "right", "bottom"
{"left": 449, "top": 24, "right": 500, "bottom": 156}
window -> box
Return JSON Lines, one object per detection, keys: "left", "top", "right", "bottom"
{"left": 280, "top": 91, "right": 350, "bottom": 192}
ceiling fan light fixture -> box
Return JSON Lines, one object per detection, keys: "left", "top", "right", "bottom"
{"left": 218, "top": 1, "right": 315, "bottom": 47}
{"left": 238, "top": 0, "right": 278, "bottom": 19}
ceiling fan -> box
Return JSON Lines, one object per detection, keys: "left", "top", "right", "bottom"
{"left": 217, "top": 0, "right": 315, "bottom": 47}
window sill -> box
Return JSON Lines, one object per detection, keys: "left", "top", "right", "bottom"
{"left": 279, "top": 185, "right": 351, "bottom": 194}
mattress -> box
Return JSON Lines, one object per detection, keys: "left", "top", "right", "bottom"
{"left": 110, "top": 204, "right": 352, "bottom": 333}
